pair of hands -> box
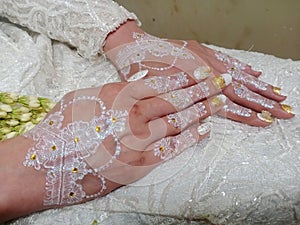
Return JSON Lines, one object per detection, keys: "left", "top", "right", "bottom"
{"left": 23, "top": 20, "right": 295, "bottom": 206}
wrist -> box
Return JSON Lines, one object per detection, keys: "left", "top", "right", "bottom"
{"left": 104, "top": 20, "right": 144, "bottom": 53}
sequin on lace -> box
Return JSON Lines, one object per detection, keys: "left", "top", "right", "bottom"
{"left": 116, "top": 32, "right": 195, "bottom": 80}
{"left": 23, "top": 96, "right": 128, "bottom": 206}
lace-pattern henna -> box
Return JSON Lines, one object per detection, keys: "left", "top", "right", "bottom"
{"left": 144, "top": 72, "right": 188, "bottom": 94}
{"left": 223, "top": 101, "right": 252, "bottom": 118}
{"left": 23, "top": 96, "right": 128, "bottom": 206}
{"left": 215, "top": 51, "right": 268, "bottom": 91}
{"left": 153, "top": 130, "right": 196, "bottom": 161}
{"left": 233, "top": 82, "right": 275, "bottom": 109}
{"left": 186, "top": 82, "right": 210, "bottom": 101}
{"left": 161, "top": 82, "right": 210, "bottom": 109}
{"left": 194, "top": 66, "right": 212, "bottom": 81}
{"left": 116, "top": 32, "right": 195, "bottom": 79}
{"left": 167, "top": 102, "right": 207, "bottom": 129}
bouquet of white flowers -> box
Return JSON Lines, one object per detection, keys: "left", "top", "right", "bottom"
{"left": 0, "top": 92, "right": 55, "bottom": 140}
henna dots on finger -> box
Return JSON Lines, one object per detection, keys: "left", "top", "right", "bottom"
{"left": 144, "top": 72, "right": 189, "bottom": 94}
{"left": 233, "top": 82, "right": 276, "bottom": 109}
{"left": 153, "top": 129, "right": 196, "bottom": 161}
{"left": 215, "top": 51, "right": 268, "bottom": 91}
{"left": 167, "top": 102, "right": 207, "bottom": 129}
{"left": 194, "top": 66, "right": 212, "bottom": 81}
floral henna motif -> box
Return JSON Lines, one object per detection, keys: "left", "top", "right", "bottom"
{"left": 116, "top": 32, "right": 195, "bottom": 80}
{"left": 167, "top": 102, "right": 207, "bottom": 129}
{"left": 153, "top": 129, "right": 196, "bottom": 161}
{"left": 23, "top": 96, "right": 128, "bottom": 206}
{"left": 215, "top": 51, "right": 268, "bottom": 91}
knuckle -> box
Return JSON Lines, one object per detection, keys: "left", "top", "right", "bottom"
{"left": 130, "top": 103, "right": 145, "bottom": 119}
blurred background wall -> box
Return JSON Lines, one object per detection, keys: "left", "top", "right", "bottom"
{"left": 115, "top": 0, "right": 300, "bottom": 60}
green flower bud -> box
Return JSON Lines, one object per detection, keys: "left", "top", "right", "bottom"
{"left": 28, "top": 100, "right": 41, "bottom": 108}
{"left": 19, "top": 112, "right": 33, "bottom": 122}
{"left": 18, "top": 96, "right": 29, "bottom": 105}
{"left": 0, "top": 111, "right": 8, "bottom": 118}
{"left": 0, "top": 92, "right": 15, "bottom": 104}
{"left": 19, "top": 122, "right": 35, "bottom": 134}
{"left": 6, "top": 119, "right": 19, "bottom": 126}
{"left": 0, "top": 104, "right": 12, "bottom": 112}
{"left": 12, "top": 106, "right": 30, "bottom": 114}
{"left": 4, "top": 131, "right": 18, "bottom": 139}
{"left": 0, "top": 127, "right": 12, "bottom": 135}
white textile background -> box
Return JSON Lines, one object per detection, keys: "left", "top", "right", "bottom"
{"left": 1, "top": 21, "right": 300, "bottom": 225}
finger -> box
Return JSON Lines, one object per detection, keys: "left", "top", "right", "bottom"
{"left": 224, "top": 82, "right": 294, "bottom": 119}
{"left": 243, "top": 65, "right": 262, "bottom": 77}
{"left": 145, "top": 122, "right": 211, "bottom": 164}
{"left": 230, "top": 71, "right": 286, "bottom": 102}
{"left": 128, "top": 72, "right": 191, "bottom": 99}
{"left": 99, "top": 123, "right": 211, "bottom": 184}
{"left": 125, "top": 94, "right": 225, "bottom": 151}
{"left": 157, "top": 73, "right": 231, "bottom": 111}
{"left": 218, "top": 99, "right": 275, "bottom": 127}
{"left": 214, "top": 50, "right": 261, "bottom": 78}
{"left": 147, "top": 94, "right": 226, "bottom": 140}
{"left": 129, "top": 73, "right": 231, "bottom": 122}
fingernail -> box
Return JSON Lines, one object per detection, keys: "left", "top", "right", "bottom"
{"left": 194, "top": 66, "right": 212, "bottom": 80}
{"left": 127, "top": 70, "right": 148, "bottom": 82}
{"left": 210, "top": 94, "right": 227, "bottom": 107}
{"left": 257, "top": 110, "right": 275, "bottom": 123}
{"left": 212, "top": 73, "right": 232, "bottom": 89}
{"left": 197, "top": 123, "right": 211, "bottom": 135}
{"left": 273, "top": 86, "right": 281, "bottom": 95}
{"left": 281, "top": 104, "right": 294, "bottom": 114}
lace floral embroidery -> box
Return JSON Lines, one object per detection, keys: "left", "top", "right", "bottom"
{"left": 23, "top": 96, "right": 128, "bottom": 206}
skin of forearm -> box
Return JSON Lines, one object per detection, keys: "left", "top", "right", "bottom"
{"left": 104, "top": 20, "right": 143, "bottom": 53}
{"left": 0, "top": 136, "right": 47, "bottom": 222}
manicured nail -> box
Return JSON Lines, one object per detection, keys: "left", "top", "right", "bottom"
{"left": 197, "top": 123, "right": 211, "bottom": 135}
{"left": 273, "top": 86, "right": 282, "bottom": 95}
{"left": 127, "top": 70, "right": 148, "bottom": 82}
{"left": 212, "top": 73, "right": 232, "bottom": 89}
{"left": 194, "top": 66, "right": 212, "bottom": 80}
{"left": 281, "top": 104, "right": 293, "bottom": 114}
{"left": 210, "top": 94, "right": 227, "bottom": 107}
{"left": 257, "top": 110, "right": 275, "bottom": 123}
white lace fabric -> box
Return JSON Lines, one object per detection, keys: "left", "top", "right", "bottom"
{"left": 0, "top": 1, "right": 300, "bottom": 224}
{"left": 0, "top": 0, "right": 139, "bottom": 59}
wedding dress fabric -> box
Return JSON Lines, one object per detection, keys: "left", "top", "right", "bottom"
{"left": 1, "top": 1, "right": 300, "bottom": 224}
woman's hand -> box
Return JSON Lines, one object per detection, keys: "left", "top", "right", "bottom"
{"left": 1, "top": 71, "right": 232, "bottom": 221}
{"left": 0, "top": 70, "right": 232, "bottom": 221}
{"left": 104, "top": 20, "right": 294, "bottom": 127}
